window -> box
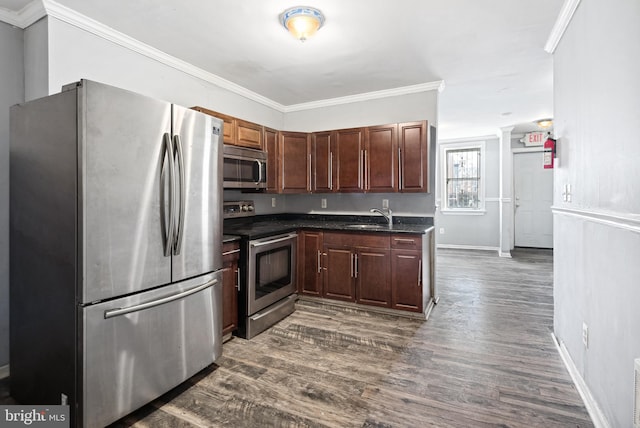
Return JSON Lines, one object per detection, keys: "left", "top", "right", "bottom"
{"left": 441, "top": 141, "right": 485, "bottom": 213}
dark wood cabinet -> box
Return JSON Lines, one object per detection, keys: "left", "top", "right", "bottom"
{"left": 311, "top": 131, "right": 332, "bottom": 192}
{"left": 236, "top": 119, "right": 263, "bottom": 150}
{"left": 365, "top": 124, "right": 398, "bottom": 192}
{"left": 222, "top": 241, "right": 240, "bottom": 336}
{"left": 333, "top": 128, "right": 365, "bottom": 192}
{"left": 279, "top": 131, "right": 310, "bottom": 193}
{"left": 298, "top": 230, "right": 323, "bottom": 296}
{"left": 356, "top": 247, "right": 391, "bottom": 307}
{"left": 391, "top": 234, "right": 423, "bottom": 312}
{"left": 399, "top": 121, "right": 429, "bottom": 192}
{"left": 323, "top": 232, "right": 392, "bottom": 306}
{"left": 191, "top": 106, "right": 263, "bottom": 149}
{"left": 323, "top": 245, "right": 355, "bottom": 301}
{"left": 264, "top": 127, "right": 278, "bottom": 192}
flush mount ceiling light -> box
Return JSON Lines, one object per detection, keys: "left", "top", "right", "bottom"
{"left": 536, "top": 118, "right": 554, "bottom": 129}
{"left": 280, "top": 6, "right": 325, "bottom": 42}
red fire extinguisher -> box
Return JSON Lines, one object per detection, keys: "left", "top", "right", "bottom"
{"left": 543, "top": 137, "right": 556, "bottom": 169}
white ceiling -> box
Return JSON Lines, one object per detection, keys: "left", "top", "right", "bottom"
{"left": 0, "top": 0, "right": 563, "bottom": 139}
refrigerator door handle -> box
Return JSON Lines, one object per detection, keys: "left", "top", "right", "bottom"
{"left": 104, "top": 278, "right": 218, "bottom": 319}
{"left": 173, "top": 134, "right": 186, "bottom": 256}
{"left": 163, "top": 133, "right": 176, "bottom": 257}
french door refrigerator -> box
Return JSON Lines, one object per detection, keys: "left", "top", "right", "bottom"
{"left": 10, "top": 80, "right": 224, "bottom": 427}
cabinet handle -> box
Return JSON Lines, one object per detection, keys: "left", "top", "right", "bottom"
{"left": 359, "top": 150, "right": 363, "bottom": 189}
{"left": 354, "top": 254, "right": 358, "bottom": 278}
{"left": 236, "top": 268, "right": 241, "bottom": 291}
{"left": 317, "top": 250, "right": 321, "bottom": 273}
{"left": 418, "top": 259, "right": 422, "bottom": 287}
{"left": 329, "top": 152, "right": 333, "bottom": 190}
{"left": 350, "top": 253, "right": 354, "bottom": 278}
{"left": 364, "top": 149, "right": 368, "bottom": 190}
{"left": 393, "top": 238, "right": 416, "bottom": 245}
{"left": 398, "top": 147, "right": 402, "bottom": 190}
{"left": 309, "top": 153, "right": 312, "bottom": 190}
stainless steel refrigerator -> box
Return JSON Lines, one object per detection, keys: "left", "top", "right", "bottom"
{"left": 9, "top": 80, "right": 224, "bottom": 427}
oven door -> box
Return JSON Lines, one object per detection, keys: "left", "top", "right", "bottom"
{"left": 247, "top": 232, "right": 297, "bottom": 315}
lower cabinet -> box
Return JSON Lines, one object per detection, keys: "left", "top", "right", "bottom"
{"left": 222, "top": 241, "right": 240, "bottom": 336}
{"left": 298, "top": 230, "right": 323, "bottom": 296}
{"left": 297, "top": 230, "right": 425, "bottom": 314}
{"left": 391, "top": 249, "right": 423, "bottom": 312}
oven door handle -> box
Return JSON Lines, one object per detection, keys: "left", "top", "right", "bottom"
{"left": 250, "top": 233, "right": 297, "bottom": 248}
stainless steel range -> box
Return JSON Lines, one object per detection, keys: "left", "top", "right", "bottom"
{"left": 223, "top": 201, "right": 297, "bottom": 339}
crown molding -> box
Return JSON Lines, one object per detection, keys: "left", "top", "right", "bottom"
{"left": 0, "top": 0, "right": 46, "bottom": 28}
{"left": 544, "top": 0, "right": 581, "bottom": 54}
{"left": 41, "top": 0, "right": 287, "bottom": 111}
{"left": 5, "top": 0, "right": 444, "bottom": 113}
{"left": 283, "top": 80, "right": 445, "bottom": 113}
{"left": 438, "top": 134, "right": 496, "bottom": 144}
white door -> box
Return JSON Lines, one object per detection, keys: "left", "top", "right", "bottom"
{"left": 514, "top": 151, "right": 553, "bottom": 248}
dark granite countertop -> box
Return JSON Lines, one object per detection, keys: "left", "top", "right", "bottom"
{"left": 222, "top": 234, "right": 241, "bottom": 243}
{"left": 224, "top": 213, "right": 434, "bottom": 240}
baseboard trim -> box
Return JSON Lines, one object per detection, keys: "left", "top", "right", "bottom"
{"left": 551, "top": 333, "right": 611, "bottom": 428}
{"left": 498, "top": 250, "right": 512, "bottom": 258}
{"left": 0, "top": 364, "right": 9, "bottom": 379}
{"left": 437, "top": 244, "right": 500, "bottom": 253}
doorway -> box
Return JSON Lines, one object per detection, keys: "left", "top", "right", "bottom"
{"left": 513, "top": 151, "right": 553, "bottom": 248}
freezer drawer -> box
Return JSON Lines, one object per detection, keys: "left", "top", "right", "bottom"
{"left": 81, "top": 271, "right": 222, "bottom": 427}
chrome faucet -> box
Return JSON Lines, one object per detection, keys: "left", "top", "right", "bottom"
{"left": 370, "top": 208, "right": 393, "bottom": 228}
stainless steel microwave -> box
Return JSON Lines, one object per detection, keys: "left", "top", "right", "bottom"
{"left": 223, "top": 145, "right": 267, "bottom": 190}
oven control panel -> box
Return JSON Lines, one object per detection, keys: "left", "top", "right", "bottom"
{"left": 223, "top": 200, "right": 255, "bottom": 218}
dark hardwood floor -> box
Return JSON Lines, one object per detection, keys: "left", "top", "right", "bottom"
{"left": 2, "top": 248, "right": 594, "bottom": 427}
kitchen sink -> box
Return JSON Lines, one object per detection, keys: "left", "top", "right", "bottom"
{"left": 345, "top": 224, "right": 389, "bottom": 230}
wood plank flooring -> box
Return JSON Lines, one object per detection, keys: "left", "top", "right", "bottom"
{"left": 1, "top": 248, "right": 594, "bottom": 427}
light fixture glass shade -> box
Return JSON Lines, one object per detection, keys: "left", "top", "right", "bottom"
{"left": 536, "top": 118, "right": 553, "bottom": 129}
{"left": 280, "top": 6, "right": 325, "bottom": 41}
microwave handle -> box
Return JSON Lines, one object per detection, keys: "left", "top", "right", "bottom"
{"left": 255, "top": 159, "right": 263, "bottom": 185}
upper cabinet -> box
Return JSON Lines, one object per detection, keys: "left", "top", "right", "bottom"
{"left": 333, "top": 128, "right": 365, "bottom": 192}
{"left": 191, "top": 107, "right": 263, "bottom": 150}
{"left": 398, "top": 121, "right": 429, "bottom": 192}
{"left": 311, "top": 131, "right": 332, "bottom": 192}
{"left": 263, "top": 127, "right": 279, "bottom": 193}
{"left": 365, "top": 124, "right": 398, "bottom": 193}
{"left": 279, "top": 131, "right": 310, "bottom": 193}
{"left": 191, "top": 105, "right": 430, "bottom": 194}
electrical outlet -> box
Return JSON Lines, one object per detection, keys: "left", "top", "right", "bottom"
{"left": 439, "top": 227, "right": 445, "bottom": 234}
{"left": 382, "top": 199, "right": 389, "bottom": 209}
{"left": 582, "top": 322, "right": 589, "bottom": 348}
{"left": 321, "top": 198, "right": 327, "bottom": 208}
{"left": 271, "top": 197, "right": 276, "bottom": 208}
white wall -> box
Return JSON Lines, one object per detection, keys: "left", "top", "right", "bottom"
{"left": 435, "top": 137, "right": 501, "bottom": 249}
{"left": 46, "top": 17, "right": 284, "bottom": 129}
{"left": 0, "top": 21, "right": 25, "bottom": 367}
{"left": 24, "top": 18, "right": 48, "bottom": 101}
{"left": 553, "top": 1, "right": 640, "bottom": 427}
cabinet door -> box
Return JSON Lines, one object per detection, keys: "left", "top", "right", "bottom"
{"left": 298, "top": 231, "right": 323, "bottom": 296}
{"left": 333, "top": 128, "right": 365, "bottom": 192}
{"left": 323, "top": 245, "right": 355, "bottom": 301}
{"left": 222, "top": 243, "right": 240, "bottom": 335}
{"left": 356, "top": 248, "right": 391, "bottom": 307}
{"left": 279, "top": 131, "right": 310, "bottom": 193}
{"left": 191, "top": 107, "right": 235, "bottom": 145}
{"left": 391, "top": 249, "right": 423, "bottom": 312}
{"left": 236, "top": 119, "right": 263, "bottom": 150}
{"left": 311, "top": 132, "right": 332, "bottom": 192}
{"left": 264, "top": 127, "right": 278, "bottom": 193}
{"left": 399, "top": 121, "right": 429, "bottom": 192}
{"left": 366, "top": 124, "right": 398, "bottom": 192}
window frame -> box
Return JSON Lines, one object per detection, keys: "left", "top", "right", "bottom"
{"left": 440, "top": 140, "right": 486, "bottom": 215}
